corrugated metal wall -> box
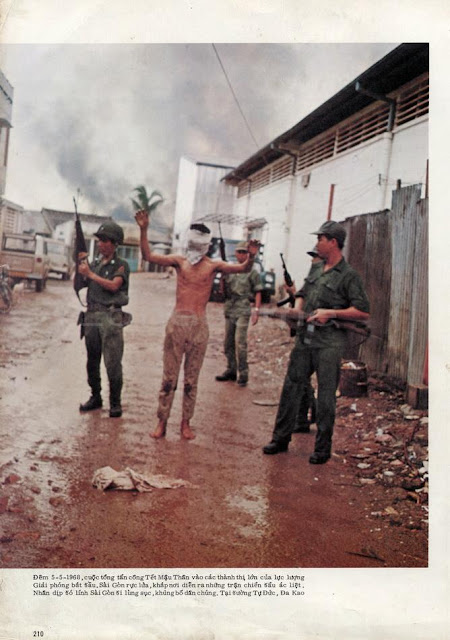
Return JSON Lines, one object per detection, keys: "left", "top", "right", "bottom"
{"left": 387, "top": 185, "right": 426, "bottom": 381}
{"left": 406, "top": 195, "right": 428, "bottom": 385}
{"left": 342, "top": 184, "right": 428, "bottom": 386}
{"left": 343, "top": 210, "right": 392, "bottom": 371}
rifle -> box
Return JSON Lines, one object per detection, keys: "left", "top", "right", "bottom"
{"left": 217, "top": 222, "right": 230, "bottom": 300}
{"left": 258, "top": 308, "right": 371, "bottom": 339}
{"left": 277, "top": 253, "right": 295, "bottom": 308}
{"left": 277, "top": 253, "right": 296, "bottom": 336}
{"left": 73, "top": 196, "right": 88, "bottom": 305}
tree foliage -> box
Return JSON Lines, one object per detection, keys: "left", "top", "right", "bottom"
{"left": 131, "top": 185, "right": 164, "bottom": 215}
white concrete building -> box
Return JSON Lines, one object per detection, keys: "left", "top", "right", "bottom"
{"left": 0, "top": 198, "right": 23, "bottom": 236}
{"left": 173, "top": 156, "right": 243, "bottom": 255}
{"left": 223, "top": 43, "right": 429, "bottom": 286}
{"left": 0, "top": 70, "right": 13, "bottom": 198}
{"left": 0, "top": 70, "right": 15, "bottom": 239}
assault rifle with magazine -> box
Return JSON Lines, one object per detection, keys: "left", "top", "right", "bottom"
{"left": 217, "top": 222, "right": 230, "bottom": 301}
{"left": 277, "top": 252, "right": 295, "bottom": 308}
{"left": 258, "top": 307, "right": 371, "bottom": 339}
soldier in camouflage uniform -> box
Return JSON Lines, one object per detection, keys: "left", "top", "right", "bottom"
{"left": 263, "top": 221, "right": 370, "bottom": 464}
{"left": 78, "top": 221, "right": 130, "bottom": 418}
{"left": 215, "top": 241, "right": 263, "bottom": 387}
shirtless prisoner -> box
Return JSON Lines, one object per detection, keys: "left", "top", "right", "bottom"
{"left": 135, "top": 210, "right": 259, "bottom": 440}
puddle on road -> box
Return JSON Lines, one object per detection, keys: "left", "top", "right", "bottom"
{"left": 224, "top": 485, "right": 268, "bottom": 539}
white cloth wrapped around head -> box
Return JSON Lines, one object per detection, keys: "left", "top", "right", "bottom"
{"left": 184, "top": 223, "right": 212, "bottom": 264}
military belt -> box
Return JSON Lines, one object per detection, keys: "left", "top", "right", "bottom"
{"left": 87, "top": 303, "right": 122, "bottom": 312}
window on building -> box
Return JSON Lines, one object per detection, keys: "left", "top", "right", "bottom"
{"left": 394, "top": 74, "right": 429, "bottom": 127}
{"left": 335, "top": 103, "right": 390, "bottom": 154}
{"left": 296, "top": 132, "right": 335, "bottom": 172}
{"left": 236, "top": 74, "right": 429, "bottom": 197}
{"left": 3, "top": 208, "right": 18, "bottom": 234}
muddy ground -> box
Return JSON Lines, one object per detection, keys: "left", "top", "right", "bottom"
{"left": 0, "top": 274, "right": 428, "bottom": 568}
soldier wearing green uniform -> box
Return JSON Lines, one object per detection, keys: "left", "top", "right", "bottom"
{"left": 78, "top": 221, "right": 130, "bottom": 418}
{"left": 263, "top": 221, "right": 370, "bottom": 464}
{"left": 215, "top": 241, "right": 263, "bottom": 387}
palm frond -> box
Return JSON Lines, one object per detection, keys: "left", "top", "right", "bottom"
{"left": 148, "top": 190, "right": 164, "bottom": 202}
{"left": 131, "top": 185, "right": 164, "bottom": 214}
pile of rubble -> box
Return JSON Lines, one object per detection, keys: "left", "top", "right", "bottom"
{"left": 334, "top": 394, "right": 428, "bottom": 531}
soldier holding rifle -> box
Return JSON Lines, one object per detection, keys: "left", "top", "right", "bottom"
{"left": 262, "top": 221, "right": 370, "bottom": 464}
{"left": 215, "top": 241, "right": 263, "bottom": 387}
{"left": 135, "top": 210, "right": 260, "bottom": 440}
{"left": 281, "top": 247, "right": 322, "bottom": 433}
{"left": 77, "top": 220, "right": 130, "bottom": 418}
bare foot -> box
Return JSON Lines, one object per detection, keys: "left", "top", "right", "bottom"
{"left": 150, "top": 420, "right": 166, "bottom": 439}
{"left": 180, "top": 419, "right": 195, "bottom": 440}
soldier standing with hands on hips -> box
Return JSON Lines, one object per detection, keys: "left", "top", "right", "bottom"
{"left": 78, "top": 220, "right": 130, "bottom": 418}
{"left": 263, "top": 221, "right": 370, "bottom": 464}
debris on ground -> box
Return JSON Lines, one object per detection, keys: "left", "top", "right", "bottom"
{"left": 92, "top": 466, "right": 193, "bottom": 492}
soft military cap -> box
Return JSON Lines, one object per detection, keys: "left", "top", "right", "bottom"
{"left": 94, "top": 221, "right": 124, "bottom": 245}
{"left": 311, "top": 220, "right": 346, "bottom": 245}
{"left": 235, "top": 241, "right": 248, "bottom": 251}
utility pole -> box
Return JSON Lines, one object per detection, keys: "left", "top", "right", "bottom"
{"left": 327, "top": 184, "right": 335, "bottom": 220}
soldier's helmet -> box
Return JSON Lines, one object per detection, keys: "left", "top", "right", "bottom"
{"left": 310, "top": 220, "right": 346, "bottom": 245}
{"left": 235, "top": 241, "right": 248, "bottom": 252}
{"left": 94, "top": 221, "right": 124, "bottom": 245}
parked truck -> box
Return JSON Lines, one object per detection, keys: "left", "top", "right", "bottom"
{"left": 0, "top": 232, "right": 50, "bottom": 291}
{"left": 44, "top": 237, "right": 73, "bottom": 280}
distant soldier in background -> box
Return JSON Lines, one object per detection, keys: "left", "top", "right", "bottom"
{"left": 215, "top": 241, "right": 263, "bottom": 387}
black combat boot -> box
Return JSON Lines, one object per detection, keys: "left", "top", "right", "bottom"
{"left": 109, "top": 404, "right": 122, "bottom": 418}
{"left": 109, "top": 386, "right": 122, "bottom": 418}
{"left": 262, "top": 440, "right": 289, "bottom": 455}
{"left": 215, "top": 370, "right": 237, "bottom": 381}
{"left": 79, "top": 394, "right": 102, "bottom": 412}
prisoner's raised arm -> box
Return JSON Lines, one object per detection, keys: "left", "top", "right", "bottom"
{"left": 216, "top": 239, "right": 260, "bottom": 274}
{"left": 135, "top": 210, "right": 180, "bottom": 267}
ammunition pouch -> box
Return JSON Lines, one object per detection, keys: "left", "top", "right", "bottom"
{"left": 121, "top": 311, "right": 133, "bottom": 327}
{"left": 77, "top": 311, "right": 86, "bottom": 340}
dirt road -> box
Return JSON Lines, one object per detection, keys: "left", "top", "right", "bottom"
{"left": 0, "top": 274, "right": 428, "bottom": 568}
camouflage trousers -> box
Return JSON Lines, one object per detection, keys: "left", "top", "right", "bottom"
{"left": 223, "top": 314, "right": 251, "bottom": 378}
{"left": 157, "top": 311, "right": 209, "bottom": 422}
{"left": 84, "top": 310, "right": 124, "bottom": 405}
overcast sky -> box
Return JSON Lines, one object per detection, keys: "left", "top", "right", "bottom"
{"left": 0, "top": 43, "right": 397, "bottom": 223}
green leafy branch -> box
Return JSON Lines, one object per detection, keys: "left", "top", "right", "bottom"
{"left": 131, "top": 185, "right": 164, "bottom": 215}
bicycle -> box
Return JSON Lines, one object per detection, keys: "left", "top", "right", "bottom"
{"left": 0, "top": 264, "right": 13, "bottom": 313}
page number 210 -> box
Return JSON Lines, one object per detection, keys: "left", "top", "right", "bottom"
{"left": 33, "top": 633, "right": 44, "bottom": 637}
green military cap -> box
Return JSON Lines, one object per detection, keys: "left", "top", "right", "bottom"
{"left": 235, "top": 241, "right": 248, "bottom": 251}
{"left": 94, "top": 220, "right": 124, "bottom": 245}
{"left": 311, "top": 220, "right": 346, "bottom": 245}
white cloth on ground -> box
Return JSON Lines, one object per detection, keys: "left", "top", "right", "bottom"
{"left": 92, "top": 466, "right": 191, "bottom": 492}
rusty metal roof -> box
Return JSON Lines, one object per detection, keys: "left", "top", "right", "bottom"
{"left": 223, "top": 43, "right": 429, "bottom": 185}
